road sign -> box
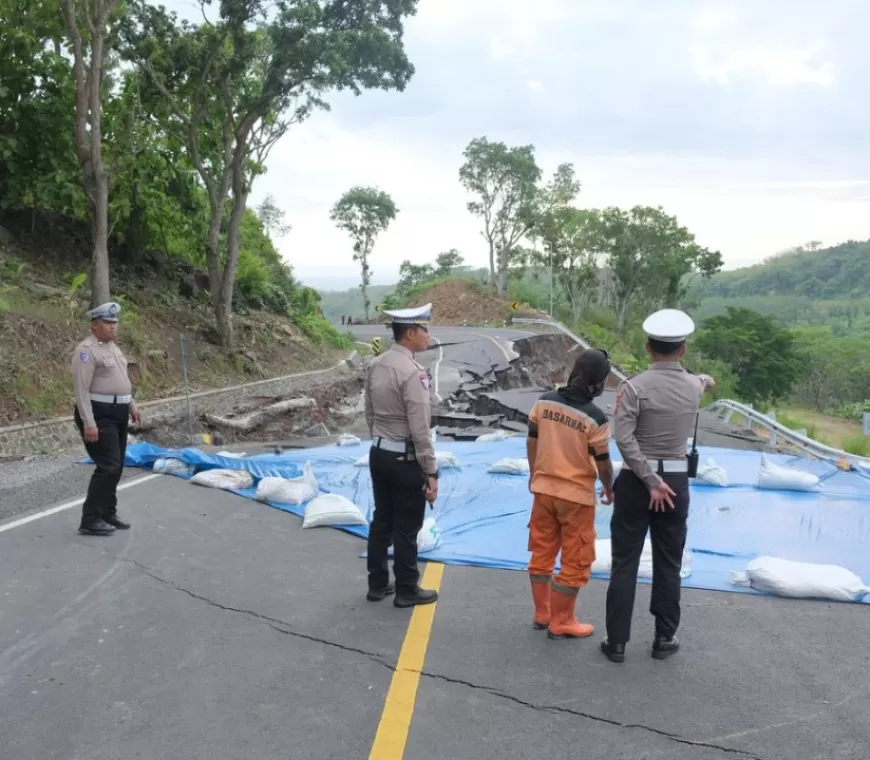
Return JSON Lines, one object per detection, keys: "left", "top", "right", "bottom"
{"left": 511, "top": 301, "right": 518, "bottom": 311}
{"left": 371, "top": 337, "right": 383, "bottom": 356}
{"left": 374, "top": 304, "right": 381, "bottom": 313}
{"left": 863, "top": 412, "right": 870, "bottom": 436}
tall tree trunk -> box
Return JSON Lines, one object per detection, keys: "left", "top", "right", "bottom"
{"left": 487, "top": 238, "right": 496, "bottom": 290}
{"left": 616, "top": 296, "right": 632, "bottom": 336}
{"left": 219, "top": 171, "right": 249, "bottom": 348}
{"left": 61, "top": 0, "right": 116, "bottom": 308}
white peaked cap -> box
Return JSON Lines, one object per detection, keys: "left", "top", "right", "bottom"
{"left": 86, "top": 301, "right": 122, "bottom": 322}
{"left": 384, "top": 303, "right": 432, "bottom": 325}
{"left": 642, "top": 308, "right": 695, "bottom": 343}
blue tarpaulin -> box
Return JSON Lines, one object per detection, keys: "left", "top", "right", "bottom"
{"left": 116, "top": 438, "right": 870, "bottom": 603}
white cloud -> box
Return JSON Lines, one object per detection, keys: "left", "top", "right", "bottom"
{"left": 159, "top": 0, "right": 870, "bottom": 288}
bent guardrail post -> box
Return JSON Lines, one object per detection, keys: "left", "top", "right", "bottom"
{"left": 512, "top": 316, "right": 870, "bottom": 471}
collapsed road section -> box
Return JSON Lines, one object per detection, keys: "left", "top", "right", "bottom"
{"left": 433, "top": 331, "right": 776, "bottom": 453}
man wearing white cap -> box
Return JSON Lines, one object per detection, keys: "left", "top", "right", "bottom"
{"left": 71, "top": 301, "right": 142, "bottom": 536}
{"left": 601, "top": 308, "right": 714, "bottom": 663}
{"left": 363, "top": 303, "right": 439, "bottom": 608}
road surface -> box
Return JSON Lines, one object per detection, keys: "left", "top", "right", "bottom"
{"left": 1, "top": 469, "right": 868, "bottom": 760}
{"left": 1, "top": 325, "right": 861, "bottom": 759}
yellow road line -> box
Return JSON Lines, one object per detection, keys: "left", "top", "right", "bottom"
{"left": 367, "top": 562, "right": 445, "bottom": 760}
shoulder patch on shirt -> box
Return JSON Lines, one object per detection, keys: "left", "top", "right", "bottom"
{"left": 419, "top": 373, "right": 430, "bottom": 390}
{"left": 79, "top": 352, "right": 89, "bottom": 362}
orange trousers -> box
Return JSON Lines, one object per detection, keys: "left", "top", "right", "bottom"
{"left": 528, "top": 493, "right": 596, "bottom": 591}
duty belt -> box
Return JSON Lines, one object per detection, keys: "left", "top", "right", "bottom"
{"left": 646, "top": 458, "right": 688, "bottom": 474}
{"left": 372, "top": 436, "right": 408, "bottom": 453}
{"left": 90, "top": 393, "right": 132, "bottom": 404}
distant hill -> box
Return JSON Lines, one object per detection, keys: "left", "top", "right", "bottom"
{"left": 687, "top": 240, "right": 870, "bottom": 331}
{"left": 317, "top": 285, "right": 393, "bottom": 323}
{"left": 691, "top": 240, "right": 870, "bottom": 301}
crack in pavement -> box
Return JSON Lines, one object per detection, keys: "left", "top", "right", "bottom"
{"left": 126, "top": 559, "right": 396, "bottom": 669}
{"left": 129, "top": 559, "right": 763, "bottom": 760}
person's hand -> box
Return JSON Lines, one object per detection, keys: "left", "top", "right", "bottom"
{"left": 130, "top": 408, "right": 142, "bottom": 426}
{"left": 649, "top": 481, "right": 676, "bottom": 512}
{"left": 424, "top": 476, "right": 438, "bottom": 504}
{"left": 699, "top": 373, "right": 716, "bottom": 390}
{"left": 83, "top": 425, "right": 99, "bottom": 443}
{"left": 598, "top": 487, "right": 614, "bottom": 505}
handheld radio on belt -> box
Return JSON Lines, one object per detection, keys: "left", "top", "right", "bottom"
{"left": 686, "top": 412, "right": 700, "bottom": 478}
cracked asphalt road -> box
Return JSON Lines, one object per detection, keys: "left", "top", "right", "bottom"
{"left": 2, "top": 474, "right": 868, "bottom": 760}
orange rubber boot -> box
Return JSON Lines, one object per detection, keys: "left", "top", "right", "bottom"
{"left": 547, "top": 588, "right": 594, "bottom": 640}
{"left": 530, "top": 580, "right": 550, "bottom": 630}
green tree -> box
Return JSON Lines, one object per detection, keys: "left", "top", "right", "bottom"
{"left": 124, "top": 0, "right": 417, "bottom": 347}
{"left": 397, "top": 260, "right": 435, "bottom": 290}
{"left": 330, "top": 186, "right": 398, "bottom": 323}
{"left": 434, "top": 249, "right": 464, "bottom": 276}
{"left": 256, "top": 195, "right": 291, "bottom": 239}
{"left": 592, "top": 205, "right": 722, "bottom": 335}
{"left": 695, "top": 307, "right": 804, "bottom": 404}
{"left": 459, "top": 136, "right": 541, "bottom": 294}
{"left": 538, "top": 207, "right": 599, "bottom": 321}
{"left": 59, "top": 0, "right": 123, "bottom": 307}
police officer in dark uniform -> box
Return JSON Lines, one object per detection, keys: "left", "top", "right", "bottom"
{"left": 363, "top": 303, "right": 439, "bottom": 608}
{"left": 72, "top": 301, "right": 142, "bottom": 536}
{"left": 601, "top": 309, "right": 715, "bottom": 662}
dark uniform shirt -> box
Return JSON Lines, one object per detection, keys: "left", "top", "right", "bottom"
{"left": 613, "top": 362, "right": 705, "bottom": 490}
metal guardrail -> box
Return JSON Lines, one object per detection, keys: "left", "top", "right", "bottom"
{"left": 707, "top": 399, "right": 870, "bottom": 469}
{"left": 512, "top": 316, "right": 870, "bottom": 470}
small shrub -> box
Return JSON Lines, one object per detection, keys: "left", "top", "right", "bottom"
{"left": 842, "top": 435, "right": 870, "bottom": 457}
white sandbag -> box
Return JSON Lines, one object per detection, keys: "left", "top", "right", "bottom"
{"left": 756, "top": 453, "right": 820, "bottom": 492}
{"left": 190, "top": 468, "right": 254, "bottom": 491}
{"left": 153, "top": 457, "right": 195, "bottom": 477}
{"left": 591, "top": 538, "right": 692, "bottom": 579}
{"left": 354, "top": 454, "right": 368, "bottom": 467}
{"left": 697, "top": 457, "right": 728, "bottom": 487}
{"left": 302, "top": 493, "right": 367, "bottom": 529}
{"left": 476, "top": 430, "right": 507, "bottom": 442}
{"left": 417, "top": 514, "right": 443, "bottom": 553}
{"left": 255, "top": 461, "right": 318, "bottom": 505}
{"left": 436, "top": 451, "right": 460, "bottom": 469}
{"left": 612, "top": 460, "right": 623, "bottom": 479}
{"left": 216, "top": 451, "right": 246, "bottom": 458}
{"left": 488, "top": 457, "right": 529, "bottom": 475}
{"left": 337, "top": 433, "right": 361, "bottom": 447}
{"left": 730, "top": 556, "right": 869, "bottom": 602}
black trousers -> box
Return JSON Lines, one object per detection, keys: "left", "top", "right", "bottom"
{"left": 605, "top": 469, "right": 690, "bottom": 644}
{"left": 367, "top": 445, "right": 427, "bottom": 595}
{"left": 74, "top": 401, "right": 129, "bottom": 526}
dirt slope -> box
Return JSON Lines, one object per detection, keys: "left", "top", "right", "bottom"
{"left": 409, "top": 279, "right": 545, "bottom": 326}
{"left": 0, "top": 232, "right": 346, "bottom": 427}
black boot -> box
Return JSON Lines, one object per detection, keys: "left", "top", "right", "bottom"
{"left": 652, "top": 635, "right": 680, "bottom": 660}
{"left": 104, "top": 514, "right": 131, "bottom": 530}
{"left": 394, "top": 587, "right": 438, "bottom": 608}
{"left": 600, "top": 638, "right": 626, "bottom": 663}
{"left": 78, "top": 519, "right": 115, "bottom": 536}
{"left": 366, "top": 583, "right": 396, "bottom": 602}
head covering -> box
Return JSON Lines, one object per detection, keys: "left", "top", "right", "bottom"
{"left": 642, "top": 308, "right": 695, "bottom": 343}
{"left": 564, "top": 348, "right": 611, "bottom": 398}
{"left": 87, "top": 301, "right": 121, "bottom": 323}
{"left": 383, "top": 303, "right": 432, "bottom": 326}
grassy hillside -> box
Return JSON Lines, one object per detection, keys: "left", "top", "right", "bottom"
{"left": 687, "top": 240, "right": 870, "bottom": 331}
{"left": 0, "top": 216, "right": 351, "bottom": 427}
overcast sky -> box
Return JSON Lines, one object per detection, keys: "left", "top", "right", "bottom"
{"left": 165, "top": 0, "right": 870, "bottom": 289}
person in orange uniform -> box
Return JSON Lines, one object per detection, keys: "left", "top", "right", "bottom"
{"left": 526, "top": 348, "right": 615, "bottom": 640}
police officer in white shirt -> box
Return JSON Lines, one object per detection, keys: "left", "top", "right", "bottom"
{"left": 72, "top": 301, "right": 142, "bottom": 536}
{"left": 601, "top": 309, "right": 715, "bottom": 663}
